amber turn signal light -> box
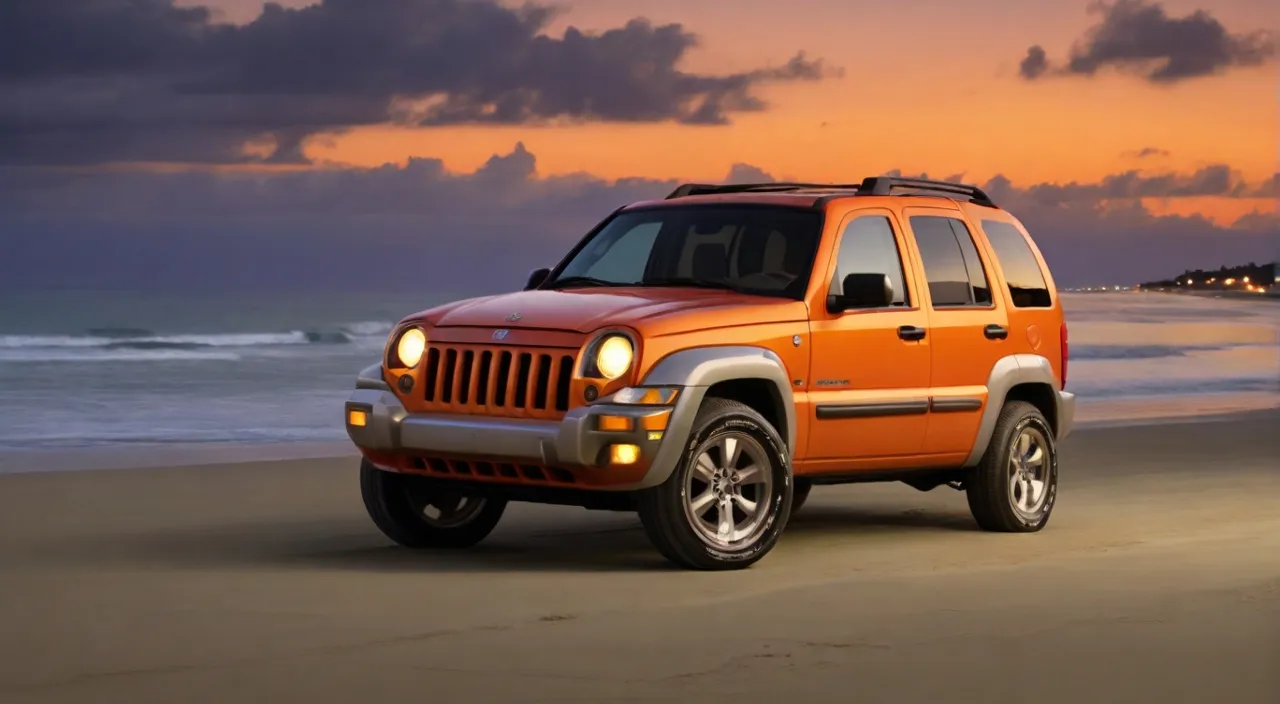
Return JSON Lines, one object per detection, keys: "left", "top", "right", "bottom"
{"left": 347, "top": 409, "right": 368, "bottom": 427}
{"left": 597, "top": 415, "right": 634, "bottom": 432}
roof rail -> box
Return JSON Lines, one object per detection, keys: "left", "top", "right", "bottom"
{"left": 662, "top": 177, "right": 998, "bottom": 208}
{"left": 855, "top": 177, "right": 997, "bottom": 208}
{"left": 664, "top": 182, "right": 862, "bottom": 199}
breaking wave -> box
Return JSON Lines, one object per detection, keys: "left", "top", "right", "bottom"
{"left": 0, "top": 321, "right": 395, "bottom": 363}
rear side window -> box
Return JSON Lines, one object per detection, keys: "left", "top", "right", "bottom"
{"left": 908, "top": 216, "right": 993, "bottom": 307}
{"left": 981, "top": 220, "right": 1053, "bottom": 308}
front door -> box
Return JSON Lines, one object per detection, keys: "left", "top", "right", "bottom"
{"left": 806, "top": 209, "right": 932, "bottom": 464}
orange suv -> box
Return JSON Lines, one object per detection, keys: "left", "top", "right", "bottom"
{"left": 346, "top": 177, "right": 1075, "bottom": 570}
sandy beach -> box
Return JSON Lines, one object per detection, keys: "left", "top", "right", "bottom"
{"left": 1, "top": 410, "right": 1278, "bottom": 703}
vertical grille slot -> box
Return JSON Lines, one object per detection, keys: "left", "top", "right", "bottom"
{"left": 533, "top": 354, "right": 552, "bottom": 410}
{"left": 458, "top": 350, "right": 475, "bottom": 405}
{"left": 494, "top": 351, "right": 513, "bottom": 407}
{"left": 423, "top": 348, "right": 441, "bottom": 402}
{"left": 513, "top": 353, "right": 532, "bottom": 408}
{"left": 441, "top": 348, "right": 459, "bottom": 403}
{"left": 475, "top": 351, "right": 493, "bottom": 405}
{"left": 555, "top": 355, "right": 573, "bottom": 411}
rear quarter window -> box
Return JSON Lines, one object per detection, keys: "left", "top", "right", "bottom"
{"left": 980, "top": 220, "right": 1053, "bottom": 308}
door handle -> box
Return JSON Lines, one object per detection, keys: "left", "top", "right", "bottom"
{"left": 984, "top": 324, "right": 1008, "bottom": 340}
{"left": 898, "top": 325, "right": 926, "bottom": 341}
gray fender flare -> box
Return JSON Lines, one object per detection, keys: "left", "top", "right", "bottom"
{"left": 964, "top": 354, "right": 1064, "bottom": 467}
{"left": 631, "top": 345, "right": 796, "bottom": 489}
{"left": 356, "top": 362, "right": 391, "bottom": 390}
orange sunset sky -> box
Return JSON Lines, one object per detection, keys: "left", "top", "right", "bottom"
{"left": 3, "top": 0, "right": 1277, "bottom": 293}
{"left": 190, "top": 0, "right": 1277, "bottom": 225}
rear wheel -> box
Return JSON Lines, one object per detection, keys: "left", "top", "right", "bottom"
{"left": 965, "top": 401, "right": 1058, "bottom": 532}
{"left": 637, "top": 398, "right": 793, "bottom": 570}
{"left": 360, "top": 459, "right": 507, "bottom": 548}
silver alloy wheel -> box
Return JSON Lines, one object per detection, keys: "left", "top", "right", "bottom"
{"left": 1008, "top": 425, "right": 1051, "bottom": 519}
{"left": 683, "top": 432, "right": 774, "bottom": 548}
{"left": 417, "top": 493, "right": 487, "bottom": 528}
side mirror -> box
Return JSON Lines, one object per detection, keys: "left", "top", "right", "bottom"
{"left": 524, "top": 267, "right": 551, "bottom": 291}
{"left": 827, "top": 273, "right": 893, "bottom": 312}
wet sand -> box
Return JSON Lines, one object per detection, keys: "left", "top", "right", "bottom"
{"left": 1, "top": 410, "right": 1278, "bottom": 703}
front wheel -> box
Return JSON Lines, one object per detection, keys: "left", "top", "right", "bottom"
{"left": 965, "top": 401, "right": 1059, "bottom": 532}
{"left": 360, "top": 459, "right": 507, "bottom": 548}
{"left": 637, "top": 398, "right": 793, "bottom": 570}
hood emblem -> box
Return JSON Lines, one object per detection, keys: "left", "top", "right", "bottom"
{"left": 505, "top": 312, "right": 522, "bottom": 322}
{"left": 492, "top": 329, "right": 510, "bottom": 341}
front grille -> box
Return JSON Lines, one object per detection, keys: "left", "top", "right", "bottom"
{"left": 421, "top": 344, "right": 575, "bottom": 418}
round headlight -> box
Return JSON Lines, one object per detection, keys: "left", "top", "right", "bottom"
{"left": 395, "top": 328, "right": 427, "bottom": 368}
{"left": 595, "top": 335, "right": 633, "bottom": 380}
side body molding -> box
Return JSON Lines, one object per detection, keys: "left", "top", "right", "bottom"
{"left": 964, "top": 353, "right": 1069, "bottom": 467}
{"left": 640, "top": 345, "right": 797, "bottom": 456}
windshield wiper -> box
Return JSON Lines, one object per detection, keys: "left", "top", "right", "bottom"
{"left": 644, "top": 277, "right": 740, "bottom": 291}
{"left": 545, "top": 275, "right": 626, "bottom": 289}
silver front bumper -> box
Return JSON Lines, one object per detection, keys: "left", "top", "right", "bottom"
{"left": 344, "top": 365, "right": 700, "bottom": 489}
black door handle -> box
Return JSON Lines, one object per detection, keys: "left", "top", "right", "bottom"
{"left": 898, "top": 325, "right": 926, "bottom": 341}
{"left": 984, "top": 324, "right": 1008, "bottom": 340}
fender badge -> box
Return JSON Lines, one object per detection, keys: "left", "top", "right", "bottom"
{"left": 505, "top": 312, "right": 522, "bottom": 322}
{"left": 792, "top": 335, "right": 802, "bottom": 347}
{"left": 493, "top": 329, "right": 509, "bottom": 341}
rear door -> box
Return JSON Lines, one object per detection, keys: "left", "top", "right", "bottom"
{"left": 967, "top": 208, "right": 1065, "bottom": 387}
{"left": 900, "top": 206, "right": 1009, "bottom": 458}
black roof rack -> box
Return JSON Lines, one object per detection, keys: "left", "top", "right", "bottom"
{"left": 854, "top": 177, "right": 996, "bottom": 207}
{"left": 663, "top": 176, "right": 997, "bottom": 208}
{"left": 663, "top": 182, "right": 862, "bottom": 199}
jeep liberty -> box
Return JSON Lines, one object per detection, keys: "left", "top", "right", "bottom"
{"left": 345, "top": 177, "right": 1075, "bottom": 570}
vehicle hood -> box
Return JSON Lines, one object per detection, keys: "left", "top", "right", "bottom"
{"left": 407, "top": 288, "right": 807, "bottom": 335}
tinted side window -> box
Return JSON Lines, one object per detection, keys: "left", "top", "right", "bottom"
{"left": 908, "top": 216, "right": 992, "bottom": 307}
{"left": 981, "top": 220, "right": 1053, "bottom": 307}
{"left": 947, "top": 219, "right": 993, "bottom": 305}
{"left": 828, "top": 215, "right": 910, "bottom": 306}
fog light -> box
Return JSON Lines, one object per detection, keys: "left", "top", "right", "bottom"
{"left": 598, "top": 415, "right": 633, "bottom": 432}
{"left": 610, "top": 444, "right": 640, "bottom": 465}
{"left": 348, "top": 409, "right": 368, "bottom": 427}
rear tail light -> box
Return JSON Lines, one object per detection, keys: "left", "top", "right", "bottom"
{"left": 1060, "top": 321, "right": 1069, "bottom": 389}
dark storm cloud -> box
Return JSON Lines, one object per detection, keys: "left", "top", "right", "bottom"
{"left": 2, "top": 145, "right": 1276, "bottom": 294}
{"left": 1018, "top": 45, "right": 1050, "bottom": 79}
{"left": 0, "top": 0, "right": 835, "bottom": 166}
{"left": 1018, "top": 0, "right": 1276, "bottom": 83}
{"left": 1016, "top": 164, "right": 1256, "bottom": 205}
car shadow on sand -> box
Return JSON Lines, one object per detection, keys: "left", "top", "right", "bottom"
{"left": 30, "top": 503, "right": 979, "bottom": 575}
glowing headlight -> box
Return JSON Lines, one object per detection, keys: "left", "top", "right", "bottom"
{"left": 595, "top": 335, "right": 633, "bottom": 380}
{"left": 395, "top": 327, "right": 427, "bottom": 368}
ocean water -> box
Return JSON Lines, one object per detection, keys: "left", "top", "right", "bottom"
{"left": 0, "top": 290, "right": 1275, "bottom": 471}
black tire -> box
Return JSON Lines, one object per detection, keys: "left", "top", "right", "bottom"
{"left": 360, "top": 459, "right": 507, "bottom": 549}
{"left": 636, "top": 398, "right": 793, "bottom": 570}
{"left": 965, "top": 401, "right": 1058, "bottom": 533}
{"left": 791, "top": 478, "right": 813, "bottom": 514}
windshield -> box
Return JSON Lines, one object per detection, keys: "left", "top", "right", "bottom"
{"left": 547, "top": 205, "right": 824, "bottom": 299}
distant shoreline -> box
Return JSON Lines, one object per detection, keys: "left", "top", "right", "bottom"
{"left": 1133, "top": 288, "right": 1280, "bottom": 302}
